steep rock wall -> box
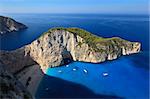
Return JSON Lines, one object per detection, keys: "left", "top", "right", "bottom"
{"left": 0, "top": 62, "right": 32, "bottom": 99}
{"left": 0, "top": 28, "right": 141, "bottom": 73}
{"left": 26, "top": 28, "right": 141, "bottom": 71}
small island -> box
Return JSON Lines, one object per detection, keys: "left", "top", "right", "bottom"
{"left": 0, "top": 16, "right": 27, "bottom": 34}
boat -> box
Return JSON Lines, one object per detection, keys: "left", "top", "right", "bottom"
{"left": 103, "top": 72, "right": 109, "bottom": 77}
{"left": 58, "top": 70, "right": 62, "bottom": 73}
{"left": 83, "top": 69, "right": 88, "bottom": 73}
{"left": 66, "top": 65, "right": 69, "bottom": 67}
{"left": 73, "top": 68, "right": 77, "bottom": 71}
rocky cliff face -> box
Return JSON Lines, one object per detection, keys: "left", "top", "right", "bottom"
{"left": 26, "top": 28, "right": 141, "bottom": 72}
{"left": 0, "top": 47, "right": 36, "bottom": 74}
{"left": 0, "top": 48, "right": 42, "bottom": 98}
{"left": 0, "top": 62, "right": 32, "bottom": 99}
{"left": 0, "top": 28, "right": 141, "bottom": 72}
{"left": 0, "top": 16, "right": 27, "bottom": 34}
{"left": 0, "top": 28, "right": 141, "bottom": 73}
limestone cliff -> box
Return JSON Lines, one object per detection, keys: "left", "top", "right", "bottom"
{"left": 0, "top": 16, "right": 27, "bottom": 34}
{"left": 0, "top": 28, "right": 141, "bottom": 72}
{"left": 26, "top": 28, "right": 141, "bottom": 71}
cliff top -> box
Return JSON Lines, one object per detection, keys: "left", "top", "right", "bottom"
{"left": 41, "top": 27, "right": 132, "bottom": 52}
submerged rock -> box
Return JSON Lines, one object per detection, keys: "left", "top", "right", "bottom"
{"left": 0, "top": 16, "right": 27, "bottom": 34}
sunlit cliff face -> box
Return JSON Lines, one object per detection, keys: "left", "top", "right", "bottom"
{"left": 133, "top": 42, "right": 141, "bottom": 52}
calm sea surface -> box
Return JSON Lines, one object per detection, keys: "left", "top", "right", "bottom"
{"left": 0, "top": 14, "right": 149, "bottom": 99}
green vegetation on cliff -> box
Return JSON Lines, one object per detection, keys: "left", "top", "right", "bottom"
{"left": 50, "top": 27, "right": 104, "bottom": 42}
{"left": 41, "top": 27, "right": 129, "bottom": 52}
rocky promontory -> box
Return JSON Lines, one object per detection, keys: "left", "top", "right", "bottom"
{"left": 27, "top": 28, "right": 141, "bottom": 71}
{"left": 0, "top": 16, "right": 27, "bottom": 34}
{"left": 0, "top": 27, "right": 141, "bottom": 72}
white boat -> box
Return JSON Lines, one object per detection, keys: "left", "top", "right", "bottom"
{"left": 66, "top": 65, "right": 69, "bottom": 67}
{"left": 103, "top": 72, "right": 109, "bottom": 77}
{"left": 83, "top": 69, "right": 88, "bottom": 73}
{"left": 58, "top": 70, "right": 62, "bottom": 73}
{"left": 73, "top": 68, "right": 77, "bottom": 71}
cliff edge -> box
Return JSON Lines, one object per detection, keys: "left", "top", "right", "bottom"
{"left": 0, "top": 16, "right": 27, "bottom": 34}
{"left": 0, "top": 27, "right": 140, "bottom": 73}
{"left": 26, "top": 28, "right": 140, "bottom": 71}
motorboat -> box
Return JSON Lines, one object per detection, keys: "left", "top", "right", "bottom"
{"left": 83, "top": 69, "right": 88, "bottom": 73}
{"left": 103, "top": 72, "right": 109, "bottom": 77}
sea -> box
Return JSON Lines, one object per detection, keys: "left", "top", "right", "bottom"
{"left": 0, "top": 14, "right": 149, "bottom": 99}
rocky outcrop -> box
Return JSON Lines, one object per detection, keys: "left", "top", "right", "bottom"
{"left": 0, "top": 16, "right": 27, "bottom": 34}
{"left": 0, "top": 62, "right": 32, "bottom": 99}
{"left": 0, "top": 47, "right": 37, "bottom": 74}
{"left": 26, "top": 28, "right": 141, "bottom": 71}
{"left": 0, "top": 49, "right": 43, "bottom": 98}
{"left": 0, "top": 48, "right": 42, "bottom": 98}
{"left": 0, "top": 28, "right": 141, "bottom": 72}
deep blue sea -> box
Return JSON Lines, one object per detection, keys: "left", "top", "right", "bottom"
{"left": 0, "top": 14, "right": 149, "bottom": 99}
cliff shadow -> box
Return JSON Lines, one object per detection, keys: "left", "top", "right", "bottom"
{"left": 35, "top": 74, "right": 121, "bottom": 99}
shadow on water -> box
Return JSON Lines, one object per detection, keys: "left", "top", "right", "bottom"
{"left": 35, "top": 74, "right": 121, "bottom": 99}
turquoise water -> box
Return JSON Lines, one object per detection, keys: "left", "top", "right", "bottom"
{"left": 44, "top": 54, "right": 149, "bottom": 99}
